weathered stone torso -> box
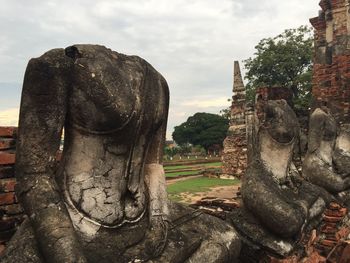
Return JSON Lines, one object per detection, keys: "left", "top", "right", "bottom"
{"left": 54, "top": 45, "right": 166, "bottom": 231}
{"left": 259, "top": 129, "right": 294, "bottom": 184}
{"left": 61, "top": 131, "right": 148, "bottom": 228}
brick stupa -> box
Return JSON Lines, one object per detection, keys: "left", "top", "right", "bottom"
{"left": 221, "top": 61, "right": 247, "bottom": 178}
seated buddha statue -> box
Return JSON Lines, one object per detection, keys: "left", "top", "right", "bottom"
{"left": 303, "top": 107, "right": 350, "bottom": 206}
{"left": 231, "top": 100, "right": 330, "bottom": 256}
{"left": 1, "top": 45, "right": 240, "bottom": 263}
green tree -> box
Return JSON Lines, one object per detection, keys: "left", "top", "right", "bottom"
{"left": 191, "top": 145, "right": 206, "bottom": 156}
{"left": 172, "top": 113, "right": 229, "bottom": 151}
{"left": 219, "top": 98, "right": 231, "bottom": 121}
{"left": 244, "top": 25, "right": 313, "bottom": 110}
{"left": 164, "top": 146, "right": 178, "bottom": 158}
{"left": 177, "top": 143, "right": 192, "bottom": 155}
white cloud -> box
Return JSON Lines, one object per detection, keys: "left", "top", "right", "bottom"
{"left": 0, "top": 108, "right": 19, "bottom": 126}
{"left": 182, "top": 97, "right": 230, "bottom": 108}
{"left": 0, "top": 0, "right": 320, "bottom": 137}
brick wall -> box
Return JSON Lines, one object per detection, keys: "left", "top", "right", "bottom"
{"left": 310, "top": 0, "right": 350, "bottom": 123}
{"left": 255, "top": 86, "right": 293, "bottom": 103}
{"left": 255, "top": 86, "right": 294, "bottom": 123}
{"left": 0, "top": 127, "right": 25, "bottom": 254}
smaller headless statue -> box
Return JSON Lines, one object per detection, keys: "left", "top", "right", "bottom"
{"left": 2, "top": 45, "right": 240, "bottom": 263}
{"left": 303, "top": 107, "right": 350, "bottom": 205}
{"left": 232, "top": 100, "right": 328, "bottom": 256}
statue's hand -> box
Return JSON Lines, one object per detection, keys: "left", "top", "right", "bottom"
{"left": 144, "top": 215, "right": 169, "bottom": 258}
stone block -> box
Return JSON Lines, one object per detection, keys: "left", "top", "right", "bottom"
{"left": 0, "top": 139, "right": 15, "bottom": 151}
{"left": 0, "top": 179, "right": 16, "bottom": 193}
{"left": 0, "top": 128, "right": 17, "bottom": 138}
{"left": 0, "top": 204, "right": 23, "bottom": 216}
{"left": 0, "top": 153, "right": 15, "bottom": 166}
{"left": 0, "top": 193, "right": 16, "bottom": 206}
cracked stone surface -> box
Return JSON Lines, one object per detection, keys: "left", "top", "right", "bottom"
{"left": 231, "top": 100, "right": 331, "bottom": 257}
{"left": 303, "top": 107, "right": 350, "bottom": 205}
{"left": 1, "top": 45, "right": 240, "bottom": 263}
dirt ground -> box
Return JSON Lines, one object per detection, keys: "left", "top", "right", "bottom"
{"left": 171, "top": 182, "right": 241, "bottom": 204}
{"left": 181, "top": 184, "right": 240, "bottom": 204}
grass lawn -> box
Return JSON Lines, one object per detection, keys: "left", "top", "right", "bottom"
{"left": 164, "top": 162, "right": 222, "bottom": 171}
{"left": 167, "top": 177, "right": 239, "bottom": 202}
{"left": 164, "top": 165, "right": 193, "bottom": 171}
{"left": 201, "top": 162, "right": 222, "bottom": 167}
{"left": 165, "top": 171, "right": 201, "bottom": 177}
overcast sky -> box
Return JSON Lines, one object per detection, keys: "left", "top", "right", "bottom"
{"left": 0, "top": 0, "right": 319, "bottom": 139}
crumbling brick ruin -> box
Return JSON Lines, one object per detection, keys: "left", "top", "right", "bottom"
{"left": 222, "top": 1, "right": 350, "bottom": 180}
{"left": 310, "top": 0, "right": 350, "bottom": 123}
{"left": 221, "top": 63, "right": 295, "bottom": 178}
{"left": 255, "top": 86, "right": 293, "bottom": 121}
{"left": 218, "top": 1, "right": 350, "bottom": 261}
{"left": 0, "top": 127, "right": 24, "bottom": 253}
{"left": 221, "top": 61, "right": 248, "bottom": 178}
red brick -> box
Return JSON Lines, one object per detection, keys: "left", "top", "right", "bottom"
{"left": 336, "top": 227, "right": 350, "bottom": 240}
{"left": 0, "top": 153, "right": 15, "bottom": 165}
{"left": 0, "top": 179, "right": 16, "bottom": 193}
{"left": 0, "top": 204, "right": 23, "bottom": 216}
{"left": 321, "top": 225, "right": 337, "bottom": 234}
{"left": 0, "top": 139, "right": 15, "bottom": 151}
{"left": 316, "top": 244, "right": 332, "bottom": 254}
{"left": 311, "top": 8, "right": 350, "bottom": 121}
{"left": 320, "top": 239, "right": 337, "bottom": 247}
{"left": 0, "top": 127, "right": 17, "bottom": 138}
{"left": 340, "top": 244, "right": 350, "bottom": 263}
{"left": 0, "top": 193, "right": 16, "bottom": 206}
{"left": 323, "top": 215, "right": 343, "bottom": 223}
{"left": 329, "top": 202, "right": 342, "bottom": 210}
{"left": 324, "top": 208, "right": 347, "bottom": 217}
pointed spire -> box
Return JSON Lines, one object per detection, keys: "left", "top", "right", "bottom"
{"left": 222, "top": 61, "right": 248, "bottom": 177}
{"left": 233, "top": 61, "right": 245, "bottom": 93}
{"left": 230, "top": 61, "right": 246, "bottom": 126}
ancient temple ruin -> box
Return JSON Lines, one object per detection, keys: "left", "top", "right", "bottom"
{"left": 221, "top": 64, "right": 294, "bottom": 178}
{"left": 221, "top": 61, "right": 248, "bottom": 178}
{"left": 229, "top": 1, "right": 350, "bottom": 261}
{"left": 1, "top": 1, "right": 350, "bottom": 262}
{"left": 310, "top": 0, "right": 350, "bottom": 122}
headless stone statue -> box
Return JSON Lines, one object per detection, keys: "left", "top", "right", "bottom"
{"left": 303, "top": 107, "right": 350, "bottom": 205}
{"left": 231, "top": 100, "right": 329, "bottom": 257}
{"left": 1, "top": 45, "right": 240, "bottom": 263}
